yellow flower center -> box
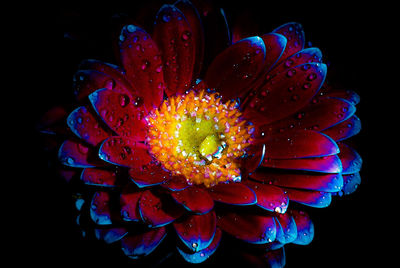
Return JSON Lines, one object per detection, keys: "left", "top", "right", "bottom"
{"left": 146, "top": 90, "right": 253, "bottom": 187}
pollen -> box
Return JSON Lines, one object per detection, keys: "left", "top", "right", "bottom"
{"left": 146, "top": 90, "right": 254, "bottom": 187}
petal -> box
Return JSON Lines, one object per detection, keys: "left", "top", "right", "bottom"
{"left": 262, "top": 155, "right": 342, "bottom": 173}
{"left": 121, "top": 227, "right": 167, "bottom": 259}
{"left": 217, "top": 208, "right": 276, "bottom": 244}
{"left": 260, "top": 97, "right": 356, "bottom": 135}
{"left": 80, "top": 168, "right": 117, "bottom": 187}
{"left": 245, "top": 63, "right": 327, "bottom": 125}
{"left": 119, "top": 25, "right": 165, "bottom": 110}
{"left": 244, "top": 180, "right": 288, "bottom": 213}
{"left": 72, "top": 70, "right": 117, "bottom": 102}
{"left": 98, "top": 136, "right": 152, "bottom": 168}
{"left": 177, "top": 228, "right": 222, "bottom": 264}
{"left": 205, "top": 36, "right": 266, "bottom": 100}
{"left": 251, "top": 170, "right": 343, "bottom": 193}
{"left": 129, "top": 163, "right": 171, "bottom": 188}
{"left": 139, "top": 190, "right": 184, "bottom": 227}
{"left": 241, "top": 143, "right": 265, "bottom": 174}
{"left": 338, "top": 143, "right": 362, "bottom": 175}
{"left": 171, "top": 186, "right": 214, "bottom": 214}
{"left": 284, "top": 188, "right": 332, "bottom": 208}
{"left": 208, "top": 182, "right": 256, "bottom": 205}
{"left": 161, "top": 175, "right": 190, "bottom": 191}
{"left": 90, "top": 191, "right": 113, "bottom": 225}
{"left": 260, "top": 33, "right": 287, "bottom": 72}
{"left": 257, "top": 130, "right": 339, "bottom": 159}
{"left": 58, "top": 139, "right": 101, "bottom": 168}
{"left": 89, "top": 88, "right": 147, "bottom": 140}
{"left": 324, "top": 89, "right": 360, "bottom": 105}
{"left": 341, "top": 173, "right": 361, "bottom": 195}
{"left": 94, "top": 227, "right": 128, "bottom": 244}
{"left": 272, "top": 22, "right": 305, "bottom": 64}
{"left": 173, "top": 210, "right": 216, "bottom": 252}
{"left": 120, "top": 191, "right": 142, "bottom": 222}
{"left": 275, "top": 213, "right": 297, "bottom": 244}
{"left": 67, "top": 106, "right": 111, "bottom": 146}
{"left": 153, "top": 4, "right": 195, "bottom": 95}
{"left": 174, "top": 0, "right": 205, "bottom": 78}
{"left": 290, "top": 210, "right": 314, "bottom": 245}
{"left": 322, "top": 115, "right": 361, "bottom": 141}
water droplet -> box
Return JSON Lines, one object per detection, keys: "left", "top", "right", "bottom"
{"left": 286, "top": 69, "right": 296, "bottom": 77}
{"left": 155, "top": 65, "right": 163, "bottom": 73}
{"left": 291, "top": 94, "right": 299, "bottom": 101}
{"left": 119, "top": 94, "right": 130, "bottom": 107}
{"left": 192, "top": 242, "right": 198, "bottom": 249}
{"left": 162, "top": 14, "right": 171, "bottom": 22}
{"left": 141, "top": 60, "right": 150, "bottom": 70}
{"left": 285, "top": 59, "right": 294, "bottom": 68}
{"left": 126, "top": 25, "right": 136, "bottom": 33}
{"left": 303, "top": 83, "right": 311, "bottom": 90}
{"left": 181, "top": 31, "right": 191, "bottom": 41}
{"left": 307, "top": 73, "right": 317, "bottom": 81}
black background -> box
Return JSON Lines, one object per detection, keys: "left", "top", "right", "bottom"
{"left": 28, "top": 0, "right": 390, "bottom": 267}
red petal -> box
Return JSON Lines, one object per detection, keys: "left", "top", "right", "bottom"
{"left": 338, "top": 143, "right": 362, "bottom": 175}
{"left": 171, "top": 186, "right": 214, "bottom": 214}
{"left": 275, "top": 213, "right": 297, "bottom": 244}
{"left": 120, "top": 190, "right": 142, "bottom": 222}
{"left": 324, "top": 89, "right": 360, "bottom": 105}
{"left": 322, "top": 115, "right": 361, "bottom": 141}
{"left": 251, "top": 170, "right": 343, "bottom": 193}
{"left": 129, "top": 163, "right": 171, "bottom": 188}
{"left": 67, "top": 106, "right": 112, "bottom": 146}
{"left": 90, "top": 191, "right": 113, "bottom": 225}
{"left": 121, "top": 227, "right": 167, "bottom": 259}
{"left": 139, "top": 190, "right": 184, "bottom": 227}
{"left": 119, "top": 25, "right": 165, "bottom": 110}
{"left": 290, "top": 209, "right": 314, "bottom": 245}
{"left": 244, "top": 180, "right": 288, "bottom": 213}
{"left": 173, "top": 210, "right": 216, "bottom": 252}
{"left": 99, "top": 136, "right": 152, "bottom": 168}
{"left": 217, "top": 209, "right": 276, "bottom": 244}
{"left": 272, "top": 22, "right": 305, "bottom": 64}
{"left": 80, "top": 168, "right": 117, "bottom": 187}
{"left": 153, "top": 5, "right": 195, "bottom": 95}
{"left": 205, "top": 36, "right": 266, "bottom": 100}
{"left": 260, "top": 97, "right": 356, "bottom": 135}
{"left": 262, "top": 155, "right": 342, "bottom": 173}
{"left": 284, "top": 188, "right": 332, "bottom": 208}
{"left": 208, "top": 183, "right": 256, "bottom": 205}
{"left": 58, "top": 139, "right": 102, "bottom": 168}
{"left": 256, "top": 130, "right": 339, "bottom": 159}
{"left": 89, "top": 88, "right": 147, "bottom": 140}
{"left": 245, "top": 63, "right": 327, "bottom": 125}
{"left": 161, "top": 175, "right": 190, "bottom": 191}
{"left": 260, "top": 33, "right": 287, "bottom": 72}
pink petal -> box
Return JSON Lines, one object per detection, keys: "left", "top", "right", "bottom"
{"left": 262, "top": 155, "right": 342, "bottom": 173}
{"left": 129, "top": 163, "right": 171, "bottom": 188}
{"left": 89, "top": 88, "right": 147, "bottom": 140}
{"left": 205, "top": 36, "right": 266, "bottom": 100}
{"left": 98, "top": 136, "right": 152, "bottom": 168}
{"left": 245, "top": 63, "right": 327, "bottom": 125}
{"left": 173, "top": 210, "right": 216, "bottom": 252}
{"left": 284, "top": 188, "right": 332, "bottom": 208}
{"left": 272, "top": 22, "right": 305, "bottom": 65}
{"left": 171, "top": 186, "right": 214, "bottom": 214}
{"left": 121, "top": 227, "right": 167, "bottom": 259}
{"left": 208, "top": 183, "right": 256, "bottom": 205}
{"left": 244, "top": 180, "right": 288, "bottom": 213}
{"left": 153, "top": 4, "right": 195, "bottom": 96}
{"left": 80, "top": 168, "right": 117, "bottom": 187}
{"left": 119, "top": 25, "right": 165, "bottom": 110}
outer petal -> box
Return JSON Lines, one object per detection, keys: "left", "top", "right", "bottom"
{"left": 173, "top": 210, "right": 216, "bottom": 252}
{"left": 171, "top": 186, "right": 214, "bottom": 214}
{"left": 260, "top": 33, "right": 287, "bottom": 72}
{"left": 272, "top": 22, "right": 305, "bottom": 64}
{"left": 217, "top": 209, "right": 276, "bottom": 244}
{"left": 207, "top": 183, "right": 257, "bottom": 205}
{"left": 161, "top": 175, "right": 190, "bottom": 191}
{"left": 67, "top": 106, "right": 112, "bottom": 146}
{"left": 322, "top": 115, "right": 361, "bottom": 141}
{"left": 90, "top": 191, "right": 113, "bottom": 225}
{"left": 291, "top": 210, "right": 314, "bottom": 245}
{"left": 120, "top": 190, "right": 142, "bottom": 222}
{"left": 177, "top": 228, "right": 222, "bottom": 264}
{"left": 119, "top": 25, "right": 165, "bottom": 110}
{"left": 58, "top": 139, "right": 101, "bottom": 168}
{"left": 205, "top": 36, "right": 266, "bottom": 100}
{"left": 338, "top": 143, "right": 362, "bottom": 175}
{"left": 121, "top": 227, "right": 167, "bottom": 259}
{"left": 325, "top": 89, "right": 360, "bottom": 105}
{"left": 98, "top": 136, "right": 152, "bottom": 168}
{"left": 139, "top": 190, "right": 184, "bottom": 227}
{"left": 80, "top": 168, "right": 117, "bottom": 187}
{"left": 257, "top": 130, "right": 339, "bottom": 159}
{"left": 128, "top": 163, "right": 171, "bottom": 188}
{"left": 262, "top": 155, "right": 342, "bottom": 173}
{"left": 244, "top": 180, "right": 288, "bottom": 213}
{"left": 264, "top": 247, "right": 286, "bottom": 268}
{"left": 251, "top": 170, "right": 343, "bottom": 193}
{"left": 284, "top": 188, "right": 332, "bottom": 208}
{"left": 341, "top": 173, "right": 361, "bottom": 195}
{"left": 275, "top": 213, "right": 297, "bottom": 244}
{"left": 89, "top": 88, "right": 147, "bottom": 140}
{"left": 153, "top": 4, "right": 195, "bottom": 95}
{"left": 94, "top": 227, "right": 128, "bottom": 244}
{"left": 245, "top": 63, "right": 327, "bottom": 125}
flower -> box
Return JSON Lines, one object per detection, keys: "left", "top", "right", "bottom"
{"left": 41, "top": 0, "right": 362, "bottom": 266}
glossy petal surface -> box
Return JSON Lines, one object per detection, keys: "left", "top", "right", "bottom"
{"left": 272, "top": 22, "right": 305, "bottom": 64}
{"left": 129, "top": 164, "right": 171, "bottom": 188}
{"left": 81, "top": 168, "right": 117, "bottom": 187}
{"left": 90, "top": 191, "right": 113, "bottom": 225}
{"left": 95, "top": 227, "right": 128, "bottom": 244}
{"left": 322, "top": 115, "right": 361, "bottom": 141}
{"left": 208, "top": 183, "right": 256, "bottom": 205}
{"left": 121, "top": 227, "right": 167, "bottom": 259}
{"left": 120, "top": 191, "right": 142, "bottom": 222}
{"left": 338, "top": 143, "right": 362, "bottom": 175}
{"left": 99, "top": 136, "right": 152, "bottom": 168}
{"left": 89, "top": 88, "right": 147, "bottom": 140}
{"left": 153, "top": 4, "right": 195, "bottom": 95}
{"left": 262, "top": 155, "right": 342, "bottom": 173}
{"left": 260, "top": 33, "right": 286, "bottom": 72}
{"left": 171, "top": 186, "right": 214, "bottom": 214}
{"left": 291, "top": 210, "right": 314, "bottom": 245}
{"left": 119, "top": 25, "right": 165, "bottom": 110}
{"left": 341, "top": 173, "right": 361, "bottom": 195}
{"left": 173, "top": 210, "right": 216, "bottom": 252}
{"left": 58, "top": 140, "right": 100, "bottom": 168}
{"left": 205, "top": 36, "right": 266, "bottom": 100}
{"left": 245, "top": 180, "right": 288, "bottom": 213}
{"left": 275, "top": 213, "right": 297, "bottom": 244}
{"left": 161, "top": 175, "right": 190, "bottom": 191}
{"left": 284, "top": 188, "right": 332, "bottom": 208}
